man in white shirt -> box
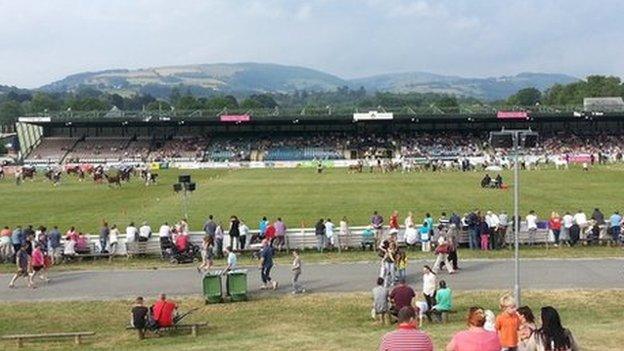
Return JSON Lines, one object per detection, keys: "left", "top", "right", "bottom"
{"left": 525, "top": 210, "right": 538, "bottom": 246}
{"left": 485, "top": 211, "right": 501, "bottom": 249}
{"left": 221, "top": 246, "right": 237, "bottom": 295}
{"left": 573, "top": 210, "right": 588, "bottom": 239}
{"left": 126, "top": 222, "right": 138, "bottom": 243}
{"left": 562, "top": 212, "right": 574, "bottom": 244}
{"left": 139, "top": 222, "right": 152, "bottom": 242}
{"left": 324, "top": 219, "right": 336, "bottom": 248}
{"left": 159, "top": 222, "right": 171, "bottom": 238}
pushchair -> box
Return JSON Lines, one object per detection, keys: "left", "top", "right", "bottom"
{"left": 160, "top": 237, "right": 201, "bottom": 264}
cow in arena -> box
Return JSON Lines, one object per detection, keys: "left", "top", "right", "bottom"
{"left": 347, "top": 161, "right": 363, "bottom": 173}
{"left": 21, "top": 166, "right": 36, "bottom": 180}
{"left": 105, "top": 173, "right": 122, "bottom": 187}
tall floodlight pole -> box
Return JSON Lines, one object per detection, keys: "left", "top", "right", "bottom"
{"left": 512, "top": 133, "right": 520, "bottom": 306}
{"left": 490, "top": 129, "right": 537, "bottom": 307}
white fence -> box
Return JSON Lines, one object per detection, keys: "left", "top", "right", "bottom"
{"left": 78, "top": 224, "right": 552, "bottom": 256}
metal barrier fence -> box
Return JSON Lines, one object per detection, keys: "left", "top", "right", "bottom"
{"left": 76, "top": 224, "right": 552, "bottom": 256}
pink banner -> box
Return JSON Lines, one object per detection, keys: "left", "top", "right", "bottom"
{"left": 568, "top": 154, "right": 591, "bottom": 163}
{"left": 220, "top": 114, "right": 251, "bottom": 122}
{"left": 497, "top": 111, "right": 529, "bottom": 119}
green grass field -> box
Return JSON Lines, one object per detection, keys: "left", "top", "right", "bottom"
{"left": 0, "top": 290, "right": 621, "bottom": 351}
{"left": 2, "top": 165, "right": 624, "bottom": 234}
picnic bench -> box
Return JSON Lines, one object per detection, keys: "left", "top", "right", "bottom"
{"left": 2, "top": 331, "right": 95, "bottom": 348}
{"left": 126, "top": 322, "right": 208, "bottom": 339}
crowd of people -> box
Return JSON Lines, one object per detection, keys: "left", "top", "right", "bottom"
{"left": 26, "top": 131, "right": 624, "bottom": 164}
{"left": 377, "top": 297, "right": 579, "bottom": 351}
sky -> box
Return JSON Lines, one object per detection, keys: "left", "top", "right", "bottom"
{"left": 1, "top": 0, "right": 623, "bottom": 88}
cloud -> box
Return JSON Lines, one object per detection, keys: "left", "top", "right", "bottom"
{"left": 0, "top": 0, "right": 622, "bottom": 88}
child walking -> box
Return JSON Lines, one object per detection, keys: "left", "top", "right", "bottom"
{"left": 395, "top": 249, "right": 407, "bottom": 282}
{"left": 291, "top": 250, "right": 305, "bottom": 294}
{"left": 197, "top": 235, "right": 214, "bottom": 273}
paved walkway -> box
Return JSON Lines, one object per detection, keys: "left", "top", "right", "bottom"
{"left": 1, "top": 258, "right": 622, "bottom": 301}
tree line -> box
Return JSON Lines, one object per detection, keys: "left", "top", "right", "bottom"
{"left": 1, "top": 75, "right": 623, "bottom": 126}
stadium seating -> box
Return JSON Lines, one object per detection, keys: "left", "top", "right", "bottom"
{"left": 25, "top": 137, "right": 78, "bottom": 163}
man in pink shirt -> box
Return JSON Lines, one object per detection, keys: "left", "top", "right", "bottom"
{"left": 379, "top": 306, "right": 433, "bottom": 351}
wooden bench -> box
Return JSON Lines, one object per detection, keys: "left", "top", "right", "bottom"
{"left": 2, "top": 331, "right": 95, "bottom": 348}
{"left": 126, "top": 322, "right": 207, "bottom": 339}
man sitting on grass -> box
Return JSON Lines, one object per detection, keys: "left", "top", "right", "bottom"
{"left": 389, "top": 277, "right": 415, "bottom": 320}
{"left": 379, "top": 306, "right": 434, "bottom": 351}
{"left": 152, "top": 293, "right": 178, "bottom": 328}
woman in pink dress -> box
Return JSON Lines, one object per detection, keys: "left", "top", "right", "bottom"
{"left": 446, "top": 306, "right": 501, "bottom": 351}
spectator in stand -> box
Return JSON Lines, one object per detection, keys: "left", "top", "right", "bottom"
{"left": 126, "top": 222, "right": 138, "bottom": 244}
{"left": 389, "top": 278, "right": 416, "bottom": 318}
{"left": 229, "top": 216, "right": 240, "bottom": 251}
{"left": 99, "top": 221, "right": 110, "bottom": 253}
{"left": 495, "top": 294, "right": 520, "bottom": 351}
{"left": 239, "top": 219, "right": 249, "bottom": 250}
{"left": 389, "top": 211, "right": 400, "bottom": 231}
{"left": 48, "top": 226, "right": 62, "bottom": 264}
{"left": 379, "top": 306, "right": 433, "bottom": 351}
{"left": 573, "top": 210, "right": 587, "bottom": 239}
{"left": 526, "top": 210, "right": 538, "bottom": 246}
{"left": 203, "top": 215, "right": 217, "bottom": 239}
{"left": 8, "top": 244, "right": 33, "bottom": 288}
{"left": 315, "top": 218, "right": 325, "bottom": 252}
{"left": 109, "top": 224, "right": 119, "bottom": 255}
{"left": 531, "top": 306, "right": 579, "bottom": 351}
{"left": 517, "top": 306, "right": 537, "bottom": 350}
{"left": 372, "top": 277, "right": 389, "bottom": 325}
{"left": 139, "top": 222, "right": 152, "bottom": 242}
{"left": 609, "top": 211, "right": 622, "bottom": 245}
{"left": 152, "top": 293, "right": 177, "bottom": 328}
{"left": 561, "top": 212, "right": 574, "bottom": 246}
{"left": 445, "top": 306, "right": 501, "bottom": 351}
{"left": 273, "top": 217, "right": 286, "bottom": 251}
{"left": 0, "top": 226, "right": 12, "bottom": 263}
{"left": 371, "top": 211, "right": 384, "bottom": 246}
{"left": 549, "top": 212, "right": 562, "bottom": 246}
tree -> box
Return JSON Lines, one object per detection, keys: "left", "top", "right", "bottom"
{"left": 175, "top": 95, "right": 201, "bottom": 110}
{"left": 507, "top": 87, "right": 542, "bottom": 106}
{"left": 0, "top": 100, "right": 22, "bottom": 126}
{"left": 29, "top": 92, "right": 60, "bottom": 112}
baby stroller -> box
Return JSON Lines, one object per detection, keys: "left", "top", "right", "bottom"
{"left": 161, "top": 237, "right": 201, "bottom": 264}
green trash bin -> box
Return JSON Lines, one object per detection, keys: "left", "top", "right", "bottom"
{"left": 227, "top": 269, "right": 248, "bottom": 302}
{"left": 202, "top": 272, "right": 223, "bottom": 304}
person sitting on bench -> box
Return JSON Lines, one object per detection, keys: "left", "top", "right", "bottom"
{"left": 152, "top": 293, "right": 178, "bottom": 328}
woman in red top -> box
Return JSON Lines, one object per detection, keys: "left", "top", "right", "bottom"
{"left": 549, "top": 212, "right": 562, "bottom": 246}
{"left": 389, "top": 211, "right": 400, "bottom": 230}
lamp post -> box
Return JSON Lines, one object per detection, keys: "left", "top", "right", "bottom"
{"left": 489, "top": 129, "right": 538, "bottom": 306}
{"left": 173, "top": 174, "right": 196, "bottom": 221}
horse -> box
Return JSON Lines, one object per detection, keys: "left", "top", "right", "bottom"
{"left": 119, "top": 167, "right": 134, "bottom": 182}
{"left": 21, "top": 166, "right": 36, "bottom": 180}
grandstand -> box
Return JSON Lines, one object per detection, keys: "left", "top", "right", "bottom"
{"left": 14, "top": 106, "right": 624, "bottom": 165}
